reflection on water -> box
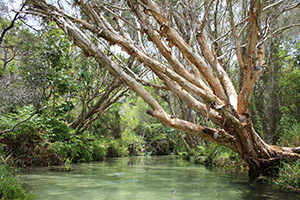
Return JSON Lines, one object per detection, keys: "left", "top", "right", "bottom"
{"left": 21, "top": 156, "right": 299, "bottom": 200}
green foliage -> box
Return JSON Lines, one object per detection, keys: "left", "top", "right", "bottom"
{"left": 121, "top": 131, "right": 144, "bottom": 156}
{"left": 50, "top": 133, "right": 108, "bottom": 163}
{"left": 119, "top": 96, "right": 179, "bottom": 155}
{"left": 250, "top": 95, "right": 263, "bottom": 136}
{"left": 43, "top": 117, "right": 72, "bottom": 142}
{"left": 136, "top": 123, "right": 178, "bottom": 155}
{"left": 120, "top": 96, "right": 150, "bottom": 133}
{"left": 90, "top": 139, "right": 108, "bottom": 160}
{"left": 55, "top": 101, "right": 74, "bottom": 118}
{"left": 0, "top": 103, "right": 135, "bottom": 167}
{"left": 94, "top": 102, "right": 122, "bottom": 138}
{"left": 271, "top": 160, "right": 300, "bottom": 192}
{"left": 105, "top": 138, "right": 129, "bottom": 157}
{"left": 179, "top": 142, "right": 241, "bottom": 168}
{"left": 0, "top": 106, "right": 67, "bottom": 167}
{"left": 64, "top": 158, "right": 72, "bottom": 171}
{"left": 0, "top": 164, "right": 31, "bottom": 199}
{"left": 0, "top": 105, "right": 73, "bottom": 144}
{"left": 279, "top": 66, "right": 300, "bottom": 121}
{"left": 277, "top": 122, "right": 300, "bottom": 147}
{"left": 276, "top": 41, "right": 300, "bottom": 145}
{"left": 0, "top": 132, "right": 30, "bottom": 199}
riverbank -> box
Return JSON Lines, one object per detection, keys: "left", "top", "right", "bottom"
{"left": 1, "top": 142, "right": 299, "bottom": 200}
{"left": 0, "top": 109, "right": 299, "bottom": 198}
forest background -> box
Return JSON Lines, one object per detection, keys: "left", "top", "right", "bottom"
{"left": 0, "top": 0, "right": 299, "bottom": 199}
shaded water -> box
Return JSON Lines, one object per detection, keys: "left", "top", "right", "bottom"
{"left": 21, "top": 156, "right": 299, "bottom": 200}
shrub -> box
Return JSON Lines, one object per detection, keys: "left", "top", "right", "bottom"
{"left": 179, "top": 142, "right": 241, "bottom": 168}
{"left": 272, "top": 160, "right": 300, "bottom": 192}
{"left": 90, "top": 140, "right": 108, "bottom": 161}
{"left": 0, "top": 164, "right": 31, "bottom": 199}
{"left": 277, "top": 122, "right": 300, "bottom": 147}
{"left": 43, "top": 117, "right": 72, "bottom": 142}
{"left": 50, "top": 134, "right": 109, "bottom": 162}
{"left": 105, "top": 138, "right": 129, "bottom": 157}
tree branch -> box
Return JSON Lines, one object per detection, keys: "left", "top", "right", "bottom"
{"left": 0, "top": 2, "right": 26, "bottom": 46}
{"left": 237, "top": 0, "right": 261, "bottom": 114}
{"left": 228, "top": 0, "right": 245, "bottom": 70}
{"left": 198, "top": 0, "right": 215, "bottom": 33}
{"left": 262, "top": 0, "right": 285, "bottom": 12}
{"left": 136, "top": 0, "right": 227, "bottom": 100}
{"left": 258, "top": 23, "right": 300, "bottom": 47}
{"left": 0, "top": 110, "right": 38, "bottom": 135}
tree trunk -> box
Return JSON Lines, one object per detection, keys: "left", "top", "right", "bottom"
{"left": 223, "top": 116, "right": 300, "bottom": 180}
{"left": 269, "top": 40, "right": 280, "bottom": 144}
{"left": 69, "top": 80, "right": 126, "bottom": 133}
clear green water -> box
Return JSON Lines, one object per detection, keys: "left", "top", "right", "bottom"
{"left": 21, "top": 156, "right": 299, "bottom": 200}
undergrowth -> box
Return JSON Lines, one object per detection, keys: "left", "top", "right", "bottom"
{"left": 270, "top": 159, "right": 300, "bottom": 193}
{"left": 0, "top": 157, "right": 32, "bottom": 199}
{"left": 178, "top": 142, "right": 245, "bottom": 169}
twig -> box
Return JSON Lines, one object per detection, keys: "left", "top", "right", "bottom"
{"left": 228, "top": 0, "right": 245, "bottom": 69}
{"left": 98, "top": 4, "right": 141, "bottom": 32}
{"left": 198, "top": 0, "right": 215, "bottom": 32}
{"left": 101, "top": 2, "right": 129, "bottom": 11}
{"left": 258, "top": 23, "right": 300, "bottom": 47}
{"left": 262, "top": 0, "right": 285, "bottom": 12}
{"left": 19, "top": 18, "right": 41, "bottom": 32}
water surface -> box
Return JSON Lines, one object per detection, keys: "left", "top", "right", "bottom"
{"left": 21, "top": 156, "right": 299, "bottom": 200}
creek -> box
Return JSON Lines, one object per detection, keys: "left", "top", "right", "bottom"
{"left": 21, "top": 156, "right": 299, "bottom": 200}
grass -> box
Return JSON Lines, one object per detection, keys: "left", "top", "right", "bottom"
{"left": 271, "top": 159, "right": 300, "bottom": 192}
{"left": 0, "top": 163, "right": 32, "bottom": 199}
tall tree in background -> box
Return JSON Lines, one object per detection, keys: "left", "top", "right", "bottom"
{"left": 0, "top": 17, "right": 129, "bottom": 134}
{"left": 25, "top": 0, "right": 300, "bottom": 180}
{"left": 251, "top": 0, "right": 300, "bottom": 145}
{"left": 0, "top": 1, "right": 42, "bottom": 113}
{"left": 0, "top": 0, "right": 26, "bottom": 75}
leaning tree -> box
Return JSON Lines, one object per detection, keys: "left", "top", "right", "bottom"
{"left": 25, "top": 0, "right": 300, "bottom": 180}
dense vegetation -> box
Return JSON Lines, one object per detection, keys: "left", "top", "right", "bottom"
{"left": 0, "top": 163, "right": 31, "bottom": 200}
{"left": 0, "top": 0, "right": 299, "bottom": 198}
